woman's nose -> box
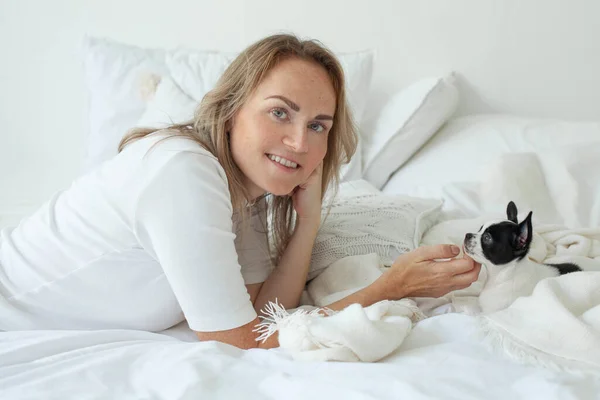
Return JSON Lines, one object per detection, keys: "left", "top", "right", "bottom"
{"left": 282, "top": 126, "right": 308, "bottom": 153}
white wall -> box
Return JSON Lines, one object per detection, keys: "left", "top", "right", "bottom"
{"left": 1, "top": 0, "right": 599, "bottom": 224}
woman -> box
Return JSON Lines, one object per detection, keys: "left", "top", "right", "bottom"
{"left": 0, "top": 34, "right": 480, "bottom": 349}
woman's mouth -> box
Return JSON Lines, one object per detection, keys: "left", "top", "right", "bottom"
{"left": 266, "top": 154, "right": 300, "bottom": 170}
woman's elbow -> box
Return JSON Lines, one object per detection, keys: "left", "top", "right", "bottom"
{"left": 193, "top": 318, "right": 262, "bottom": 350}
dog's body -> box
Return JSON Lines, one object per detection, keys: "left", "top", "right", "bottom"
{"left": 464, "top": 201, "right": 581, "bottom": 313}
{"left": 476, "top": 253, "right": 577, "bottom": 313}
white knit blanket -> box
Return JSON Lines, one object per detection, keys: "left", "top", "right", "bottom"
{"left": 255, "top": 290, "right": 425, "bottom": 363}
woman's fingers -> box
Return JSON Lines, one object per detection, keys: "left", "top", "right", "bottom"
{"left": 441, "top": 257, "right": 481, "bottom": 276}
{"left": 451, "top": 262, "right": 482, "bottom": 287}
{"left": 388, "top": 244, "right": 483, "bottom": 298}
{"left": 415, "top": 244, "right": 461, "bottom": 261}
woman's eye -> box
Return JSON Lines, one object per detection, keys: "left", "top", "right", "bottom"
{"left": 309, "top": 122, "right": 325, "bottom": 133}
{"left": 271, "top": 108, "right": 288, "bottom": 119}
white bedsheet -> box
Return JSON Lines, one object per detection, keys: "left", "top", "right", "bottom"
{"left": 2, "top": 314, "right": 599, "bottom": 399}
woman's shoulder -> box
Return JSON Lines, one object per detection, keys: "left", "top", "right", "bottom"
{"left": 132, "top": 131, "right": 215, "bottom": 158}
{"left": 138, "top": 131, "right": 228, "bottom": 184}
{"left": 122, "top": 131, "right": 219, "bottom": 170}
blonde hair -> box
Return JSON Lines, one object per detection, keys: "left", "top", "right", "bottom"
{"left": 119, "top": 33, "right": 358, "bottom": 262}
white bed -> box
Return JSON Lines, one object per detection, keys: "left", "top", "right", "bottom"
{"left": 3, "top": 24, "right": 600, "bottom": 400}
{"left": 3, "top": 314, "right": 599, "bottom": 399}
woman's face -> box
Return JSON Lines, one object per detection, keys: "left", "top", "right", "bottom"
{"left": 229, "top": 57, "right": 336, "bottom": 198}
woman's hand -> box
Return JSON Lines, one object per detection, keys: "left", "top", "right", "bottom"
{"left": 291, "top": 161, "right": 323, "bottom": 223}
{"left": 375, "top": 244, "right": 482, "bottom": 299}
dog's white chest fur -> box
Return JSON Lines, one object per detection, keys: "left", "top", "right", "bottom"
{"left": 479, "top": 259, "right": 558, "bottom": 313}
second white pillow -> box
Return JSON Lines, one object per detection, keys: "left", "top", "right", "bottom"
{"left": 362, "top": 75, "right": 459, "bottom": 189}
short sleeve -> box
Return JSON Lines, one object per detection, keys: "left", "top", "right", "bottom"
{"left": 233, "top": 198, "right": 273, "bottom": 284}
{"left": 134, "top": 150, "right": 257, "bottom": 332}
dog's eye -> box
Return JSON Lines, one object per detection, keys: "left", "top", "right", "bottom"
{"left": 482, "top": 233, "right": 492, "bottom": 244}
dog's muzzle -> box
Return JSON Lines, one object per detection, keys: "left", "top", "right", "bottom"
{"left": 464, "top": 233, "right": 476, "bottom": 255}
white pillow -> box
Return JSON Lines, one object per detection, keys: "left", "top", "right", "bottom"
{"left": 81, "top": 36, "right": 374, "bottom": 174}
{"left": 381, "top": 114, "right": 600, "bottom": 228}
{"left": 362, "top": 75, "right": 459, "bottom": 190}
{"left": 136, "top": 76, "right": 196, "bottom": 128}
{"left": 81, "top": 37, "right": 167, "bottom": 171}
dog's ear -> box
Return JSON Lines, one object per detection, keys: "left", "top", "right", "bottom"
{"left": 507, "top": 201, "right": 518, "bottom": 224}
{"left": 514, "top": 211, "right": 533, "bottom": 251}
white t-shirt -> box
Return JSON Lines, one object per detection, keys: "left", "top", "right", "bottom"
{"left": 0, "top": 133, "right": 273, "bottom": 332}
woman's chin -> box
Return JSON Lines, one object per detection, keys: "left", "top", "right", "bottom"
{"left": 263, "top": 181, "right": 298, "bottom": 197}
{"left": 269, "top": 187, "right": 296, "bottom": 197}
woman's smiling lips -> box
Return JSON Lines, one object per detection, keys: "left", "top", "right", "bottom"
{"left": 266, "top": 153, "right": 301, "bottom": 171}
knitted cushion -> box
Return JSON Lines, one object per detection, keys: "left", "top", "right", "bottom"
{"left": 308, "top": 180, "right": 442, "bottom": 280}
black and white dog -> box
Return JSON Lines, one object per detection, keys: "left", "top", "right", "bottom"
{"left": 463, "top": 201, "right": 582, "bottom": 313}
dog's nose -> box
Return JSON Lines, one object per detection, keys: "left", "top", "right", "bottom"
{"left": 465, "top": 233, "right": 474, "bottom": 240}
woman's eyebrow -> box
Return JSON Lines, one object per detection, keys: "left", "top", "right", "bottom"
{"left": 265, "top": 95, "right": 300, "bottom": 111}
{"left": 265, "top": 95, "right": 333, "bottom": 121}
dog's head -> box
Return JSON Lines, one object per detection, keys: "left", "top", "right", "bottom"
{"left": 463, "top": 201, "right": 533, "bottom": 266}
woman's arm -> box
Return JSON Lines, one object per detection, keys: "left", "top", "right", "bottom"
{"left": 197, "top": 279, "right": 385, "bottom": 349}
{"left": 252, "top": 162, "right": 324, "bottom": 313}
{"left": 252, "top": 217, "right": 319, "bottom": 313}
{"left": 196, "top": 244, "right": 481, "bottom": 349}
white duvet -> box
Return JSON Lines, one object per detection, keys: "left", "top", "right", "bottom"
{"left": 3, "top": 314, "right": 600, "bottom": 399}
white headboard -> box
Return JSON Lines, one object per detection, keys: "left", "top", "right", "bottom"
{"left": 1, "top": 0, "right": 599, "bottom": 219}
